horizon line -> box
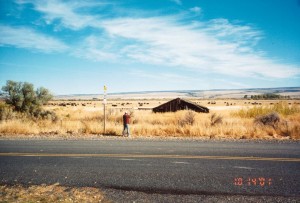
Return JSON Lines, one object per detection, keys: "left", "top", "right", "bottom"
{"left": 54, "top": 86, "right": 300, "bottom": 96}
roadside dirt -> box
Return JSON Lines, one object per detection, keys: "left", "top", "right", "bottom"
{"left": 0, "top": 183, "right": 110, "bottom": 203}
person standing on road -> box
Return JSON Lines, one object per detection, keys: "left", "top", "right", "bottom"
{"left": 122, "top": 112, "right": 131, "bottom": 137}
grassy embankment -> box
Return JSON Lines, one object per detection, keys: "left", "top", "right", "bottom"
{"left": 0, "top": 101, "right": 299, "bottom": 140}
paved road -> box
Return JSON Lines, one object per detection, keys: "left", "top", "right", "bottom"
{"left": 0, "top": 139, "right": 299, "bottom": 202}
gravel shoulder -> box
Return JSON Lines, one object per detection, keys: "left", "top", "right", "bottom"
{"left": 0, "top": 133, "right": 298, "bottom": 143}
{"left": 1, "top": 184, "right": 299, "bottom": 203}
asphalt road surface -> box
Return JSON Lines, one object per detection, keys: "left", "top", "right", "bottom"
{"left": 0, "top": 139, "right": 299, "bottom": 202}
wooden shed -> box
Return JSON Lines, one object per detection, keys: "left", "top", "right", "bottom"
{"left": 153, "top": 98, "right": 209, "bottom": 113}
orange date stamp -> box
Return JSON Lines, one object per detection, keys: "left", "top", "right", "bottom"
{"left": 234, "top": 177, "right": 272, "bottom": 187}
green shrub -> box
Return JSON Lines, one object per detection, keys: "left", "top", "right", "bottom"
{"left": 32, "top": 109, "right": 58, "bottom": 122}
{"left": 254, "top": 112, "right": 280, "bottom": 128}
{"left": 2, "top": 80, "right": 53, "bottom": 114}
{"left": 1, "top": 80, "right": 55, "bottom": 120}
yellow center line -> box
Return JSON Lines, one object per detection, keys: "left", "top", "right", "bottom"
{"left": 0, "top": 152, "right": 299, "bottom": 162}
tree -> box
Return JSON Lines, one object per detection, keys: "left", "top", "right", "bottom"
{"left": 1, "top": 80, "right": 53, "bottom": 116}
{"left": 36, "top": 87, "right": 53, "bottom": 105}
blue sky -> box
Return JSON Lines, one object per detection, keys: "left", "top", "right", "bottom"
{"left": 0, "top": 0, "right": 300, "bottom": 95}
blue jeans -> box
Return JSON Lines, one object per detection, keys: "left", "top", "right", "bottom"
{"left": 123, "top": 124, "right": 130, "bottom": 136}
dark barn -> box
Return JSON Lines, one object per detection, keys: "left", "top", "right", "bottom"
{"left": 153, "top": 98, "right": 209, "bottom": 113}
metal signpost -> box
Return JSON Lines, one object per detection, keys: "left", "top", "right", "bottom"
{"left": 103, "top": 85, "right": 107, "bottom": 134}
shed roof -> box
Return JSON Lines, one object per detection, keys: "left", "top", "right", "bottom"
{"left": 153, "top": 98, "right": 209, "bottom": 113}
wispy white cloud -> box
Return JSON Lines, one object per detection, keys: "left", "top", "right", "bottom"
{"left": 18, "top": 0, "right": 105, "bottom": 30}
{"left": 0, "top": 25, "right": 68, "bottom": 52}
{"left": 190, "top": 7, "right": 201, "bottom": 14}
{"left": 8, "top": 0, "right": 300, "bottom": 79}
{"left": 72, "top": 35, "right": 117, "bottom": 61}
{"left": 170, "top": 0, "right": 182, "bottom": 6}
{"left": 215, "top": 79, "right": 250, "bottom": 89}
{"left": 101, "top": 17, "right": 299, "bottom": 78}
{"left": 205, "top": 19, "right": 263, "bottom": 47}
{"left": 130, "top": 70, "right": 193, "bottom": 82}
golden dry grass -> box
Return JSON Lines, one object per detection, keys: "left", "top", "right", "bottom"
{"left": 0, "top": 100, "right": 299, "bottom": 140}
{"left": 233, "top": 102, "right": 300, "bottom": 118}
{"left": 0, "top": 183, "right": 109, "bottom": 203}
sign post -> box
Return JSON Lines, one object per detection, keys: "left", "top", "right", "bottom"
{"left": 103, "top": 85, "right": 107, "bottom": 134}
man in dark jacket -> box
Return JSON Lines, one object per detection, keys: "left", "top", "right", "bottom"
{"left": 122, "top": 112, "right": 130, "bottom": 137}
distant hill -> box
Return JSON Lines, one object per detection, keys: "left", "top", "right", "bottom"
{"left": 53, "top": 87, "right": 300, "bottom": 100}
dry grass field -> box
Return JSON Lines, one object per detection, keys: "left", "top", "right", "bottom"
{"left": 0, "top": 99, "right": 299, "bottom": 140}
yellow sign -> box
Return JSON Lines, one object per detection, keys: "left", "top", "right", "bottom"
{"left": 104, "top": 85, "right": 107, "bottom": 91}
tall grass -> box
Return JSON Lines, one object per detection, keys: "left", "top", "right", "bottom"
{"left": 0, "top": 103, "right": 299, "bottom": 140}
{"left": 234, "top": 102, "right": 300, "bottom": 118}
{"left": 0, "top": 120, "right": 39, "bottom": 134}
